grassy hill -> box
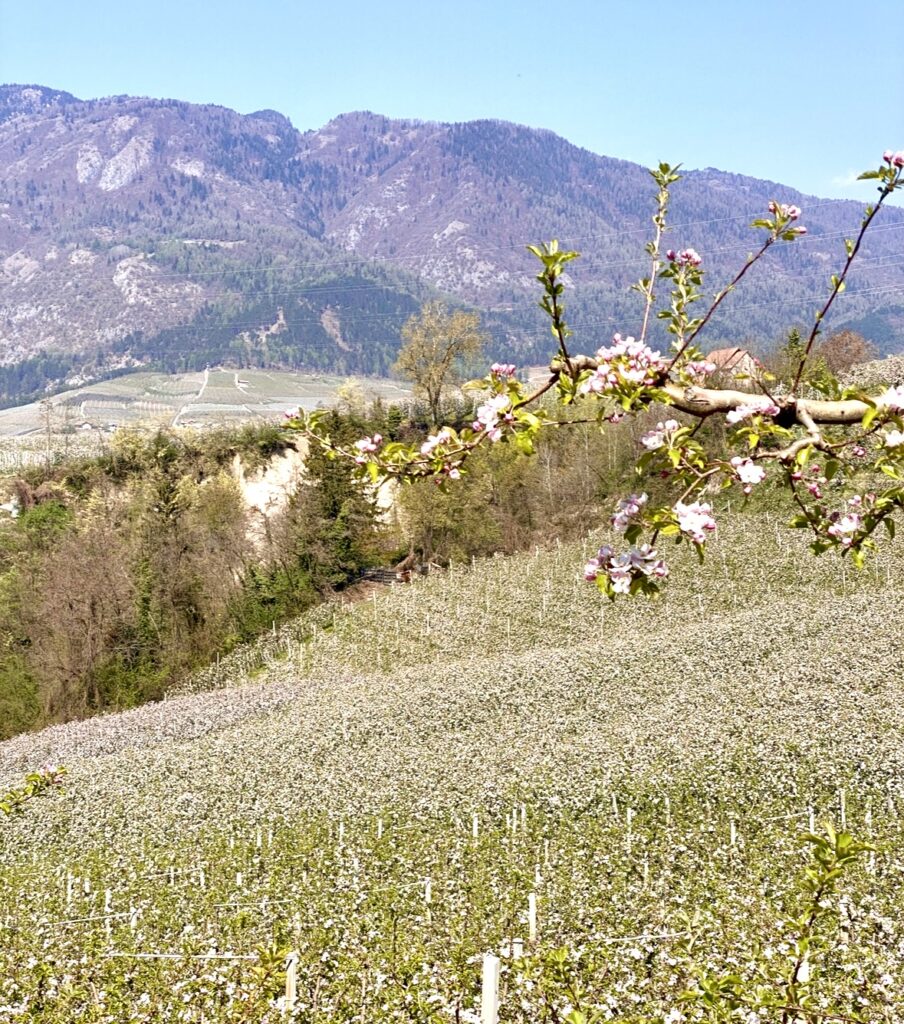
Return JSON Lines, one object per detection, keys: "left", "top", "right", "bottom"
{"left": 1, "top": 514, "right": 903, "bottom": 1018}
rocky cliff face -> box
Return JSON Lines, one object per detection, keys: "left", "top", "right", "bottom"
{"left": 2, "top": 85, "right": 903, "bottom": 404}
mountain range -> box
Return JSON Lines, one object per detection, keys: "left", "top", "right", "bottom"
{"left": 2, "top": 83, "right": 903, "bottom": 405}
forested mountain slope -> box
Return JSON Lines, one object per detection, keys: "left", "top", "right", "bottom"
{"left": 2, "top": 84, "right": 903, "bottom": 404}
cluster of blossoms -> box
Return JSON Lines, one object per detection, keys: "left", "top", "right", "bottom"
{"left": 768, "top": 200, "right": 802, "bottom": 220}
{"left": 826, "top": 509, "right": 862, "bottom": 548}
{"left": 583, "top": 542, "right": 668, "bottom": 593}
{"left": 674, "top": 500, "right": 717, "bottom": 545}
{"left": 730, "top": 456, "right": 766, "bottom": 494}
{"left": 880, "top": 384, "right": 904, "bottom": 413}
{"left": 353, "top": 434, "right": 383, "bottom": 464}
{"left": 611, "top": 493, "right": 647, "bottom": 533}
{"left": 822, "top": 494, "right": 878, "bottom": 549}
{"left": 726, "top": 398, "right": 781, "bottom": 425}
{"left": 685, "top": 359, "right": 716, "bottom": 380}
{"left": 580, "top": 334, "right": 667, "bottom": 396}
{"left": 883, "top": 150, "right": 904, "bottom": 168}
{"left": 665, "top": 247, "right": 702, "bottom": 266}
{"left": 884, "top": 429, "right": 904, "bottom": 449}
{"left": 38, "top": 764, "right": 65, "bottom": 784}
{"left": 420, "top": 427, "right": 456, "bottom": 457}
{"left": 489, "top": 362, "right": 517, "bottom": 378}
{"left": 791, "top": 463, "right": 828, "bottom": 499}
{"left": 640, "top": 419, "right": 680, "bottom": 451}
{"left": 473, "top": 394, "right": 513, "bottom": 442}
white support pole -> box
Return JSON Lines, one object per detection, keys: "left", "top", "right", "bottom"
{"left": 808, "top": 805, "right": 815, "bottom": 833}
{"left": 472, "top": 813, "right": 479, "bottom": 839}
{"left": 511, "top": 937, "right": 524, "bottom": 959}
{"left": 528, "top": 892, "right": 537, "bottom": 942}
{"left": 839, "top": 788, "right": 847, "bottom": 831}
{"left": 285, "top": 952, "right": 298, "bottom": 1013}
{"left": 377, "top": 818, "right": 383, "bottom": 840}
{"left": 481, "top": 954, "right": 500, "bottom": 1024}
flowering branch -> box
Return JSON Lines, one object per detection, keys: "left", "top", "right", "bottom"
{"left": 792, "top": 150, "right": 904, "bottom": 391}
{"left": 289, "top": 151, "right": 904, "bottom": 596}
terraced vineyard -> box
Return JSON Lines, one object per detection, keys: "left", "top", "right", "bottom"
{"left": 2, "top": 514, "right": 904, "bottom": 1021}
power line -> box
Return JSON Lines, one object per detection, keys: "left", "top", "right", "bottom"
{"left": 115, "top": 201, "right": 904, "bottom": 284}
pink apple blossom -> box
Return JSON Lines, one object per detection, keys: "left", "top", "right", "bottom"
{"left": 490, "top": 362, "right": 517, "bottom": 378}
{"left": 666, "top": 247, "right": 703, "bottom": 267}
{"left": 686, "top": 360, "right": 716, "bottom": 379}
{"left": 725, "top": 399, "right": 781, "bottom": 425}
{"left": 768, "top": 201, "right": 801, "bottom": 221}
{"left": 611, "top": 493, "right": 648, "bottom": 533}
{"left": 420, "top": 427, "right": 455, "bottom": 456}
{"left": 880, "top": 385, "right": 904, "bottom": 413}
{"left": 473, "top": 393, "right": 512, "bottom": 442}
{"left": 579, "top": 334, "right": 667, "bottom": 396}
{"left": 827, "top": 512, "right": 862, "bottom": 547}
{"left": 730, "top": 456, "right": 766, "bottom": 494}
{"left": 673, "top": 500, "right": 717, "bottom": 545}
{"left": 353, "top": 434, "right": 383, "bottom": 463}
{"left": 640, "top": 419, "right": 680, "bottom": 451}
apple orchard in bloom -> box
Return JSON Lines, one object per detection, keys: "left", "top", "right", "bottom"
{"left": 293, "top": 153, "right": 904, "bottom": 597}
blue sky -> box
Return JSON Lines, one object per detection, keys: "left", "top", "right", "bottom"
{"left": 3, "top": 0, "right": 903, "bottom": 202}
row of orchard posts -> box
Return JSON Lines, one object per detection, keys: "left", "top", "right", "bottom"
{"left": 24, "top": 786, "right": 881, "bottom": 1020}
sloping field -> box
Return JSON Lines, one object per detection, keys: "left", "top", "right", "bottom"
{"left": 2, "top": 516, "right": 903, "bottom": 1019}
{"left": 0, "top": 368, "right": 413, "bottom": 439}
